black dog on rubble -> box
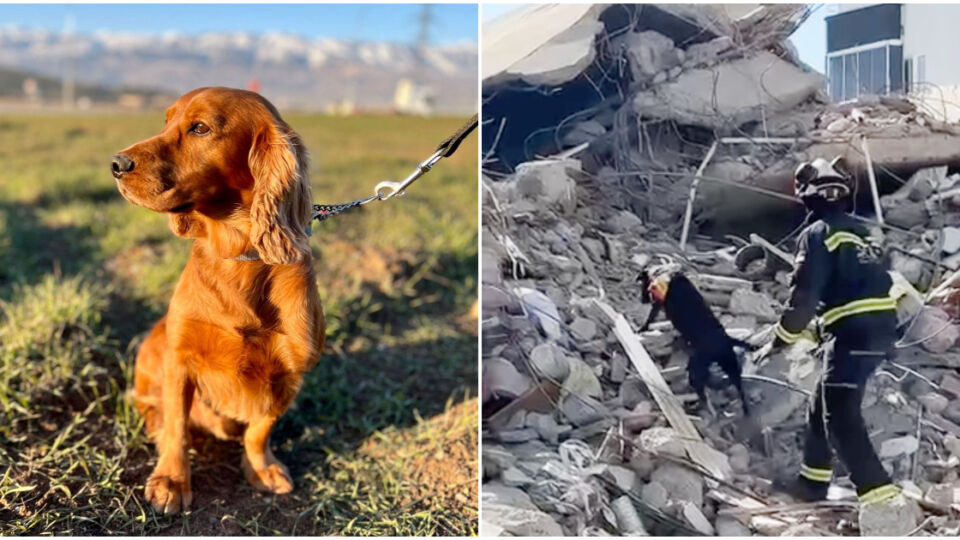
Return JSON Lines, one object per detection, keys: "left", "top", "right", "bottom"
{"left": 640, "top": 267, "right": 753, "bottom": 415}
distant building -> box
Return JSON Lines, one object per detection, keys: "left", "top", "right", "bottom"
{"left": 825, "top": 4, "right": 960, "bottom": 120}
{"left": 117, "top": 93, "right": 146, "bottom": 109}
{"left": 393, "top": 78, "right": 435, "bottom": 116}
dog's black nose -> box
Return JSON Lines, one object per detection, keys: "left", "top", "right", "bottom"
{"left": 111, "top": 154, "right": 135, "bottom": 179}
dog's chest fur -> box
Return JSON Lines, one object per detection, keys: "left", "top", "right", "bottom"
{"left": 179, "top": 319, "right": 301, "bottom": 422}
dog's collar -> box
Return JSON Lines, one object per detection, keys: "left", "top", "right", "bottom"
{"left": 228, "top": 223, "right": 313, "bottom": 262}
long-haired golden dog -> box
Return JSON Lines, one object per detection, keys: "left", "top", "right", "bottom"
{"left": 112, "top": 87, "right": 325, "bottom": 514}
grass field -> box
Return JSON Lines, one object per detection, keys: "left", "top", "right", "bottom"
{"left": 0, "top": 112, "right": 478, "bottom": 535}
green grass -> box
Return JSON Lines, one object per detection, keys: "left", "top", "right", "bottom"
{"left": 0, "top": 112, "right": 478, "bottom": 535}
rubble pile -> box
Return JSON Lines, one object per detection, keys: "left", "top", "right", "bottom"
{"left": 482, "top": 3, "right": 960, "bottom": 537}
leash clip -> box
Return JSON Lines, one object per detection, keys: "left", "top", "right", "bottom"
{"left": 374, "top": 148, "right": 445, "bottom": 201}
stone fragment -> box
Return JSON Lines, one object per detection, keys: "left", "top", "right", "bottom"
{"left": 619, "top": 30, "right": 681, "bottom": 79}
{"left": 727, "top": 443, "right": 750, "bottom": 473}
{"left": 884, "top": 200, "right": 929, "bottom": 229}
{"left": 641, "top": 480, "right": 669, "bottom": 510}
{"left": 498, "top": 428, "right": 540, "bottom": 443}
{"left": 919, "top": 392, "right": 950, "bottom": 415}
{"left": 611, "top": 495, "right": 648, "bottom": 535}
{"left": 514, "top": 158, "right": 579, "bottom": 213}
{"left": 879, "top": 436, "right": 919, "bottom": 459}
{"left": 570, "top": 316, "right": 598, "bottom": 341}
{"left": 567, "top": 417, "right": 615, "bottom": 440}
{"left": 858, "top": 494, "right": 920, "bottom": 537}
{"left": 529, "top": 343, "right": 570, "bottom": 381}
{"left": 603, "top": 464, "right": 640, "bottom": 494}
{"left": 650, "top": 462, "right": 703, "bottom": 506}
{"left": 925, "top": 483, "right": 960, "bottom": 506}
{"left": 501, "top": 466, "right": 534, "bottom": 488}
{"left": 485, "top": 357, "right": 531, "bottom": 398}
{"left": 637, "top": 426, "right": 687, "bottom": 459}
{"left": 561, "top": 394, "right": 609, "bottom": 426}
{"left": 609, "top": 352, "right": 627, "bottom": 383}
{"left": 903, "top": 307, "right": 959, "bottom": 353}
{"left": 728, "top": 289, "right": 778, "bottom": 322}
{"left": 681, "top": 502, "right": 715, "bottom": 535}
{"left": 526, "top": 412, "right": 570, "bottom": 445}
{"left": 483, "top": 444, "right": 517, "bottom": 478}
{"left": 715, "top": 515, "right": 752, "bottom": 537}
{"left": 516, "top": 287, "right": 564, "bottom": 341}
{"left": 482, "top": 502, "right": 564, "bottom": 536}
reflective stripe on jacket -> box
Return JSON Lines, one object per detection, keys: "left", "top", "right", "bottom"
{"left": 775, "top": 212, "right": 894, "bottom": 344}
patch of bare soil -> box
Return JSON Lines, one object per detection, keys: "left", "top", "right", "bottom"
{"left": 360, "top": 398, "right": 479, "bottom": 520}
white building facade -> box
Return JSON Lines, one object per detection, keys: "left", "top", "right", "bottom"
{"left": 826, "top": 3, "right": 960, "bottom": 121}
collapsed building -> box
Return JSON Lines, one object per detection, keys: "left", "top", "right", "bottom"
{"left": 481, "top": 4, "right": 960, "bottom": 537}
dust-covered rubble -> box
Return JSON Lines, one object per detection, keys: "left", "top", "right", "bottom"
{"left": 481, "top": 3, "right": 960, "bottom": 536}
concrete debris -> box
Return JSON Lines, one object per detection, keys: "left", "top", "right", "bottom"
{"left": 632, "top": 51, "right": 823, "bottom": 129}
{"left": 482, "top": 2, "right": 960, "bottom": 535}
{"left": 858, "top": 495, "right": 920, "bottom": 537}
{"left": 514, "top": 159, "right": 580, "bottom": 214}
{"left": 715, "top": 515, "right": 752, "bottom": 537}
{"left": 486, "top": 357, "right": 532, "bottom": 398}
{"left": 728, "top": 289, "right": 778, "bottom": 322}
{"left": 904, "top": 307, "right": 960, "bottom": 354}
{"left": 650, "top": 463, "right": 703, "bottom": 507}
{"left": 610, "top": 495, "right": 648, "bottom": 535}
{"left": 879, "top": 436, "right": 920, "bottom": 459}
{"left": 641, "top": 481, "right": 669, "bottom": 511}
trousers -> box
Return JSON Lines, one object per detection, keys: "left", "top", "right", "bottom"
{"left": 800, "top": 314, "right": 895, "bottom": 495}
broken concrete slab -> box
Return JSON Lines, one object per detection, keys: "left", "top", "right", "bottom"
{"left": 482, "top": 3, "right": 604, "bottom": 86}
{"left": 482, "top": 502, "right": 565, "bottom": 536}
{"left": 631, "top": 51, "right": 822, "bottom": 130}
{"left": 616, "top": 30, "right": 682, "bottom": 80}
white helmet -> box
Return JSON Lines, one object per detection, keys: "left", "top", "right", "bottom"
{"left": 794, "top": 156, "right": 853, "bottom": 203}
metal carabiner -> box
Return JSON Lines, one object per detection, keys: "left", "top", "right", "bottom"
{"left": 374, "top": 148, "right": 445, "bottom": 201}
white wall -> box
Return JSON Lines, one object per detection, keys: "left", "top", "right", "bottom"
{"left": 903, "top": 4, "right": 960, "bottom": 121}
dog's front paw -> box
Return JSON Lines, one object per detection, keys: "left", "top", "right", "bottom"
{"left": 244, "top": 459, "right": 293, "bottom": 494}
{"left": 145, "top": 472, "right": 193, "bottom": 514}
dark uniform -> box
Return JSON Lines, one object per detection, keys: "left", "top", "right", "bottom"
{"left": 773, "top": 209, "right": 900, "bottom": 505}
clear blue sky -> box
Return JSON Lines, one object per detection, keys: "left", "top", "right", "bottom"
{"left": 482, "top": 3, "right": 828, "bottom": 73}
{"left": 0, "top": 4, "right": 478, "bottom": 45}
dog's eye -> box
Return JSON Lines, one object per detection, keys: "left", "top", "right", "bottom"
{"left": 189, "top": 123, "right": 210, "bottom": 136}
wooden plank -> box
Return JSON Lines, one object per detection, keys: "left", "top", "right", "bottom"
{"left": 594, "top": 299, "right": 732, "bottom": 480}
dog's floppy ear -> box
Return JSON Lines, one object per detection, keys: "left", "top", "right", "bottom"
{"left": 248, "top": 117, "right": 312, "bottom": 265}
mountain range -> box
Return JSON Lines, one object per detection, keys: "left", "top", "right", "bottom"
{"left": 0, "top": 27, "right": 477, "bottom": 112}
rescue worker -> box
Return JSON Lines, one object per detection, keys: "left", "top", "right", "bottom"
{"left": 771, "top": 156, "right": 907, "bottom": 513}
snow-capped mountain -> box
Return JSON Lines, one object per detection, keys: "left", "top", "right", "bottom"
{"left": 0, "top": 27, "right": 477, "bottom": 112}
